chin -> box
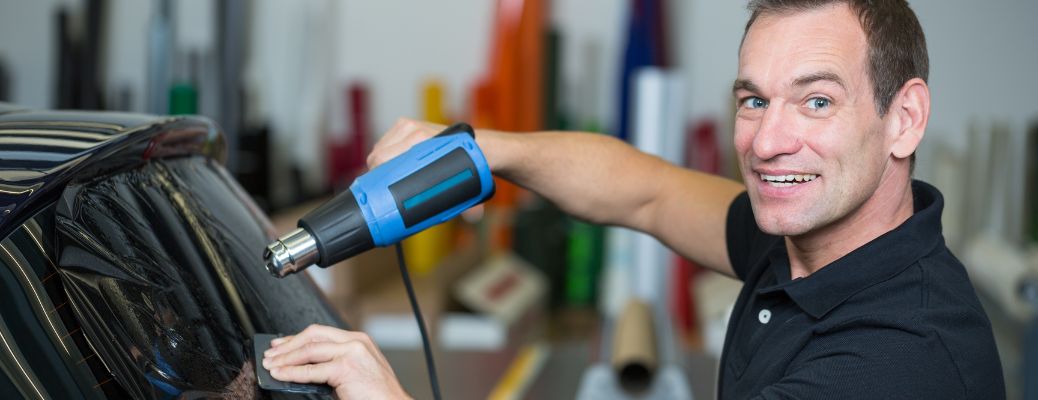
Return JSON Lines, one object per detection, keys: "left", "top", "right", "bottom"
{"left": 753, "top": 209, "right": 816, "bottom": 237}
{"left": 758, "top": 221, "right": 811, "bottom": 237}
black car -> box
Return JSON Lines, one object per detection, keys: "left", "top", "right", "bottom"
{"left": 0, "top": 104, "right": 344, "bottom": 399}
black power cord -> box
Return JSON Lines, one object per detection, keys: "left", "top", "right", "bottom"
{"left": 394, "top": 243, "right": 442, "bottom": 400}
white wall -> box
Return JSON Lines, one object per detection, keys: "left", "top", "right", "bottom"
{"left": 334, "top": 0, "right": 496, "bottom": 134}
{"left": 1, "top": 0, "right": 1036, "bottom": 151}
{"left": 103, "top": 0, "right": 151, "bottom": 112}
{"left": 332, "top": 0, "right": 625, "bottom": 136}
{"left": 914, "top": 0, "right": 1038, "bottom": 147}
{"left": 674, "top": 0, "right": 745, "bottom": 124}
{"left": 0, "top": 0, "right": 211, "bottom": 112}
{"left": 0, "top": 0, "right": 74, "bottom": 108}
{"left": 551, "top": 0, "right": 625, "bottom": 130}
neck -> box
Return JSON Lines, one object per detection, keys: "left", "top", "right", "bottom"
{"left": 786, "top": 174, "right": 915, "bottom": 279}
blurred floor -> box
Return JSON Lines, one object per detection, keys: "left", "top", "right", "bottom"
{"left": 385, "top": 313, "right": 719, "bottom": 400}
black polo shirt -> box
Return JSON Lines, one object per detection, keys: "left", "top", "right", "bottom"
{"left": 719, "top": 180, "right": 1005, "bottom": 399}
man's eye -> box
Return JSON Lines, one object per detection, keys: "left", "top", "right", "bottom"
{"left": 741, "top": 97, "right": 768, "bottom": 109}
{"left": 806, "top": 97, "right": 831, "bottom": 110}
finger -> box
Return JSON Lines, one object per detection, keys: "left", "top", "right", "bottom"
{"left": 377, "top": 118, "right": 443, "bottom": 153}
{"left": 369, "top": 119, "right": 449, "bottom": 168}
{"left": 368, "top": 125, "right": 439, "bottom": 168}
{"left": 264, "top": 341, "right": 345, "bottom": 369}
{"left": 269, "top": 361, "right": 339, "bottom": 385}
{"left": 461, "top": 204, "right": 485, "bottom": 222}
{"left": 264, "top": 335, "right": 293, "bottom": 358}
{"left": 270, "top": 325, "right": 347, "bottom": 354}
{"left": 270, "top": 335, "right": 291, "bottom": 347}
{"left": 368, "top": 138, "right": 418, "bottom": 169}
{"left": 376, "top": 118, "right": 423, "bottom": 151}
{"left": 267, "top": 324, "right": 356, "bottom": 357}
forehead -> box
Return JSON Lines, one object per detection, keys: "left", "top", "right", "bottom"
{"left": 738, "top": 4, "right": 868, "bottom": 86}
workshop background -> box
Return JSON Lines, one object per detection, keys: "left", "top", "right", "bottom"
{"left": 1, "top": 0, "right": 1036, "bottom": 398}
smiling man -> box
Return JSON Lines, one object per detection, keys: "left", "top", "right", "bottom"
{"left": 264, "top": 1, "right": 1005, "bottom": 398}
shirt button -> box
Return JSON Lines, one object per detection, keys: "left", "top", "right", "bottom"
{"left": 758, "top": 309, "right": 772, "bottom": 324}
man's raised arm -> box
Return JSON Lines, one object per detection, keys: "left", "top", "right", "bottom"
{"left": 369, "top": 118, "right": 746, "bottom": 277}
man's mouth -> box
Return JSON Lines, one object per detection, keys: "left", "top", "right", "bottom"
{"left": 758, "top": 173, "right": 818, "bottom": 187}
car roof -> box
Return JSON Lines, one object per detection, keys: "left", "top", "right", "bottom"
{"left": 0, "top": 104, "right": 226, "bottom": 238}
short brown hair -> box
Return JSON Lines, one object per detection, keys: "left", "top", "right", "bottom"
{"left": 744, "top": 0, "right": 929, "bottom": 117}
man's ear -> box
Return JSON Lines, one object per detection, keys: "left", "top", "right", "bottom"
{"left": 888, "top": 78, "right": 930, "bottom": 159}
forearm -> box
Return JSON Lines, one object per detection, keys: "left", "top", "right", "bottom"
{"left": 477, "top": 129, "right": 744, "bottom": 275}
{"left": 367, "top": 119, "right": 743, "bottom": 275}
{"left": 478, "top": 130, "right": 667, "bottom": 229}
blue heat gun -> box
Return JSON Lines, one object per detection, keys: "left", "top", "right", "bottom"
{"left": 264, "top": 122, "right": 495, "bottom": 277}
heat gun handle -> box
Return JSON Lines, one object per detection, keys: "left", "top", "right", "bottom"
{"left": 434, "top": 122, "right": 476, "bottom": 139}
{"left": 352, "top": 123, "right": 495, "bottom": 247}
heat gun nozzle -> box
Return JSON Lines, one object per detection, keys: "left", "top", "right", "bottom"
{"left": 264, "top": 228, "right": 319, "bottom": 278}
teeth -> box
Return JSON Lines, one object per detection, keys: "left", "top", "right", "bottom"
{"left": 758, "top": 173, "right": 818, "bottom": 185}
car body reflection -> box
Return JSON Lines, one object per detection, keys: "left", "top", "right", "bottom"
{"left": 0, "top": 106, "right": 344, "bottom": 399}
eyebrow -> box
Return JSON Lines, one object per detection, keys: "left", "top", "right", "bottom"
{"left": 732, "top": 71, "right": 848, "bottom": 97}
{"left": 792, "top": 71, "right": 846, "bottom": 90}
{"left": 732, "top": 79, "right": 761, "bottom": 96}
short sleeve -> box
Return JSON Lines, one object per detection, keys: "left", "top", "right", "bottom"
{"left": 725, "top": 192, "right": 778, "bottom": 281}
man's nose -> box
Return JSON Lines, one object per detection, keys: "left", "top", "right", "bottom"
{"left": 752, "top": 105, "right": 801, "bottom": 160}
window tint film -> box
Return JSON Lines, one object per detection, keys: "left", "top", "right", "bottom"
{"left": 0, "top": 212, "right": 111, "bottom": 399}
{"left": 53, "top": 157, "right": 343, "bottom": 399}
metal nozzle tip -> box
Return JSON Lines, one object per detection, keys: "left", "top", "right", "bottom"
{"left": 263, "top": 228, "right": 319, "bottom": 278}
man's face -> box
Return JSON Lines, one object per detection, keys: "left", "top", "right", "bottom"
{"left": 734, "top": 4, "right": 894, "bottom": 237}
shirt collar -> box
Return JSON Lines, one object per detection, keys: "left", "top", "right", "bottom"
{"left": 757, "top": 180, "right": 946, "bottom": 319}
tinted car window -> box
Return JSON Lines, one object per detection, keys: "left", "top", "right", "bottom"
{"left": 0, "top": 209, "right": 106, "bottom": 399}
{"left": 1, "top": 156, "right": 343, "bottom": 399}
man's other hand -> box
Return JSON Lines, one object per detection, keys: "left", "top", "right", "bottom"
{"left": 262, "top": 324, "right": 411, "bottom": 400}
